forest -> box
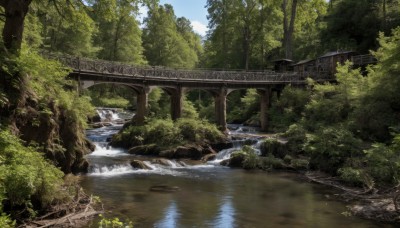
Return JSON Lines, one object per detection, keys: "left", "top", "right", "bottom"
{"left": 1, "top": 0, "right": 400, "bottom": 226}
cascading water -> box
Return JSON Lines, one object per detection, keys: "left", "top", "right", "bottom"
{"left": 87, "top": 108, "right": 266, "bottom": 176}
{"left": 80, "top": 108, "right": 386, "bottom": 228}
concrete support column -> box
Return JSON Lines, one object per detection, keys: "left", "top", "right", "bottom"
{"left": 170, "top": 86, "right": 183, "bottom": 120}
{"left": 259, "top": 88, "right": 272, "bottom": 132}
{"left": 136, "top": 87, "right": 149, "bottom": 125}
{"left": 214, "top": 88, "right": 227, "bottom": 132}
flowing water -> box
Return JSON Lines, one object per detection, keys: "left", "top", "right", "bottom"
{"left": 80, "top": 110, "right": 393, "bottom": 228}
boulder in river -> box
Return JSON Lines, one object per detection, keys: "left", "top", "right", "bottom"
{"left": 201, "top": 153, "right": 216, "bottom": 162}
{"left": 152, "top": 158, "right": 173, "bottom": 166}
{"left": 174, "top": 145, "right": 203, "bottom": 160}
{"left": 149, "top": 185, "right": 180, "bottom": 192}
{"left": 210, "top": 141, "right": 233, "bottom": 152}
{"left": 128, "top": 144, "right": 160, "bottom": 156}
{"left": 130, "top": 160, "right": 152, "bottom": 170}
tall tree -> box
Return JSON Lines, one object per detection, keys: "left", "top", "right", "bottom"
{"left": 91, "top": 0, "right": 146, "bottom": 63}
{"left": 142, "top": 4, "right": 200, "bottom": 68}
{"left": 282, "top": 0, "right": 299, "bottom": 59}
{"left": 0, "top": 0, "right": 33, "bottom": 51}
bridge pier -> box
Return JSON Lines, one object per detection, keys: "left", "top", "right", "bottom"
{"left": 259, "top": 88, "right": 272, "bottom": 132}
{"left": 214, "top": 88, "right": 227, "bottom": 132}
{"left": 168, "top": 86, "right": 183, "bottom": 121}
{"left": 136, "top": 87, "right": 149, "bottom": 125}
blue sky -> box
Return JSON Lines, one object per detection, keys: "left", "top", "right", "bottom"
{"left": 139, "top": 0, "right": 209, "bottom": 36}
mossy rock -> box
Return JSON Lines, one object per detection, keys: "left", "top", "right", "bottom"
{"left": 130, "top": 160, "right": 152, "bottom": 170}
{"left": 260, "top": 138, "right": 288, "bottom": 159}
{"left": 227, "top": 152, "right": 246, "bottom": 168}
{"left": 128, "top": 144, "right": 160, "bottom": 156}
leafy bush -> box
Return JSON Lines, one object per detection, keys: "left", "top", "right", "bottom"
{"left": 0, "top": 129, "right": 66, "bottom": 219}
{"left": 364, "top": 138, "right": 400, "bottom": 185}
{"left": 112, "top": 118, "right": 225, "bottom": 150}
{"left": 281, "top": 124, "right": 307, "bottom": 154}
{"left": 258, "top": 156, "right": 285, "bottom": 170}
{"left": 269, "top": 86, "right": 310, "bottom": 131}
{"left": 303, "top": 126, "right": 362, "bottom": 174}
{"left": 338, "top": 167, "right": 365, "bottom": 187}
{"left": 290, "top": 159, "right": 309, "bottom": 170}
{"left": 98, "top": 214, "right": 133, "bottom": 228}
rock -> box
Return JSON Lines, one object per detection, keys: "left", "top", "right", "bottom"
{"left": 152, "top": 158, "right": 172, "bottom": 166}
{"left": 102, "top": 122, "right": 113, "bottom": 127}
{"left": 227, "top": 152, "right": 246, "bottom": 168}
{"left": 202, "top": 145, "right": 217, "bottom": 155}
{"left": 159, "top": 149, "right": 175, "bottom": 158}
{"left": 128, "top": 144, "right": 160, "bottom": 156}
{"left": 91, "top": 123, "right": 104, "bottom": 129}
{"left": 174, "top": 145, "right": 203, "bottom": 160}
{"left": 88, "top": 113, "right": 101, "bottom": 123}
{"left": 220, "top": 159, "right": 230, "bottom": 166}
{"left": 260, "top": 138, "right": 288, "bottom": 159}
{"left": 130, "top": 160, "right": 152, "bottom": 170}
{"left": 211, "top": 141, "right": 233, "bottom": 152}
{"left": 201, "top": 153, "right": 216, "bottom": 162}
{"left": 149, "top": 185, "right": 180, "bottom": 192}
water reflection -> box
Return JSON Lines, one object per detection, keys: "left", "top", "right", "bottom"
{"left": 211, "top": 196, "right": 235, "bottom": 228}
{"left": 154, "top": 201, "right": 180, "bottom": 228}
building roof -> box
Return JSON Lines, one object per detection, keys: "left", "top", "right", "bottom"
{"left": 319, "top": 51, "right": 355, "bottom": 58}
{"left": 272, "top": 59, "right": 293, "bottom": 63}
{"left": 293, "top": 59, "right": 315, "bottom": 66}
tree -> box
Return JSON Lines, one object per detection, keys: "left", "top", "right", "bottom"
{"left": 91, "top": 0, "right": 146, "bottom": 63}
{"left": 282, "top": 0, "right": 299, "bottom": 59}
{"left": 142, "top": 4, "right": 200, "bottom": 68}
{"left": 0, "top": 0, "right": 33, "bottom": 51}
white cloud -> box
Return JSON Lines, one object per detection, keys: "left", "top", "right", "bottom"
{"left": 191, "top": 21, "right": 208, "bottom": 37}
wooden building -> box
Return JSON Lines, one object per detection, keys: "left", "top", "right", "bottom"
{"left": 272, "top": 59, "right": 293, "bottom": 73}
{"left": 316, "top": 51, "right": 356, "bottom": 78}
{"left": 292, "top": 59, "right": 316, "bottom": 79}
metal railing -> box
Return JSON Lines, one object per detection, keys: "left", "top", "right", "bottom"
{"left": 43, "top": 53, "right": 309, "bottom": 83}
{"left": 351, "top": 54, "right": 377, "bottom": 65}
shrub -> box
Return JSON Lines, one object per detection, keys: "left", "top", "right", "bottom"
{"left": 258, "top": 156, "right": 285, "bottom": 170}
{"left": 0, "top": 129, "right": 66, "bottom": 219}
{"left": 364, "top": 140, "right": 400, "bottom": 185}
{"left": 338, "top": 167, "right": 365, "bottom": 187}
{"left": 290, "top": 159, "right": 309, "bottom": 170}
{"left": 303, "top": 126, "right": 362, "bottom": 174}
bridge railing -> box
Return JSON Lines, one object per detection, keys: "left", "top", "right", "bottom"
{"left": 44, "top": 53, "right": 328, "bottom": 83}
{"left": 351, "top": 54, "right": 377, "bottom": 65}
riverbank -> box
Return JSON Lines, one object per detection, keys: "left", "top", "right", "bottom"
{"left": 81, "top": 111, "right": 398, "bottom": 227}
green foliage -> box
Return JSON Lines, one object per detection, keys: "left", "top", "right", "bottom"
{"left": 240, "top": 146, "right": 259, "bottom": 170}
{"left": 112, "top": 118, "right": 225, "bottom": 150}
{"left": 303, "top": 126, "right": 362, "bottom": 174}
{"left": 338, "top": 167, "right": 365, "bottom": 187}
{"left": 0, "top": 129, "right": 66, "bottom": 218}
{"left": 175, "top": 118, "right": 224, "bottom": 144}
{"left": 91, "top": 0, "right": 146, "bottom": 64}
{"left": 227, "top": 89, "right": 259, "bottom": 123}
{"left": 270, "top": 86, "right": 310, "bottom": 132}
{"left": 143, "top": 4, "right": 201, "bottom": 68}
{"left": 321, "top": 0, "right": 400, "bottom": 53}
{"left": 98, "top": 214, "right": 133, "bottom": 228}
{"left": 15, "top": 49, "right": 95, "bottom": 129}
{"left": 281, "top": 124, "right": 307, "bottom": 154}
{"left": 290, "top": 159, "right": 309, "bottom": 170}
{"left": 364, "top": 139, "right": 400, "bottom": 185}
{"left": 258, "top": 156, "right": 285, "bottom": 170}
{"left": 0, "top": 214, "right": 14, "bottom": 228}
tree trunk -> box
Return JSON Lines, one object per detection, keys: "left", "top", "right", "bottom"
{"left": 1, "top": 0, "right": 32, "bottom": 52}
{"left": 282, "top": 0, "right": 298, "bottom": 60}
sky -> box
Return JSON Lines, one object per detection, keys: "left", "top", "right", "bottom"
{"left": 139, "top": 0, "right": 209, "bottom": 36}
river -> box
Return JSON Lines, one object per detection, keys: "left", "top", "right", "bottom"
{"left": 80, "top": 109, "right": 393, "bottom": 228}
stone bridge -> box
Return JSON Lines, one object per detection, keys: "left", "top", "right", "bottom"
{"left": 48, "top": 54, "right": 329, "bottom": 132}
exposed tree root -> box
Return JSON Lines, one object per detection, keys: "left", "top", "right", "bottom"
{"left": 21, "top": 188, "right": 103, "bottom": 228}
{"left": 305, "top": 171, "right": 400, "bottom": 223}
